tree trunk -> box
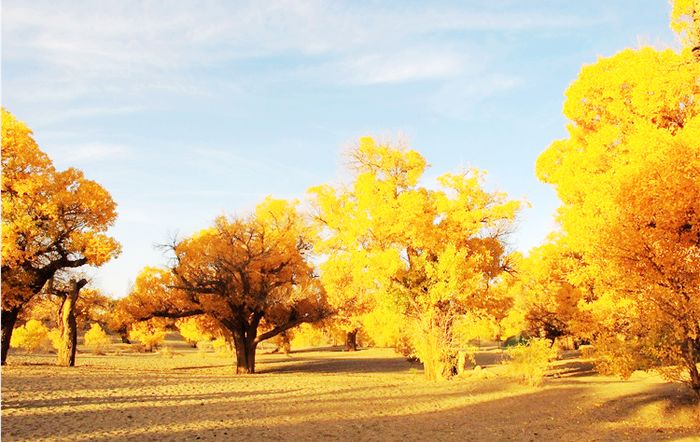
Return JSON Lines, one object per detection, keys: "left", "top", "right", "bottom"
{"left": 233, "top": 332, "right": 258, "bottom": 374}
{"left": 685, "top": 338, "right": 700, "bottom": 399}
{"left": 1, "top": 307, "right": 21, "bottom": 365}
{"left": 57, "top": 280, "right": 85, "bottom": 367}
{"left": 118, "top": 329, "right": 131, "bottom": 344}
{"left": 57, "top": 295, "right": 77, "bottom": 367}
{"left": 344, "top": 329, "right": 358, "bottom": 352}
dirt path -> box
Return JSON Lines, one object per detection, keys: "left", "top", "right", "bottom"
{"left": 2, "top": 347, "right": 698, "bottom": 441}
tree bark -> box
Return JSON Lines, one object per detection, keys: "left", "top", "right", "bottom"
{"left": 1, "top": 307, "right": 21, "bottom": 365}
{"left": 118, "top": 329, "right": 131, "bottom": 344}
{"left": 233, "top": 331, "right": 257, "bottom": 374}
{"left": 344, "top": 329, "right": 358, "bottom": 352}
{"left": 685, "top": 338, "right": 700, "bottom": 399}
{"left": 57, "top": 279, "right": 87, "bottom": 367}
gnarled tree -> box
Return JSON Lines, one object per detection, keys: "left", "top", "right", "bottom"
{"left": 119, "top": 198, "right": 329, "bottom": 373}
{"left": 1, "top": 109, "right": 120, "bottom": 364}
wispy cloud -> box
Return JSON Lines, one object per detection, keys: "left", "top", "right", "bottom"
{"left": 3, "top": 1, "right": 608, "bottom": 106}
{"left": 336, "top": 48, "right": 466, "bottom": 85}
{"left": 52, "top": 143, "right": 132, "bottom": 163}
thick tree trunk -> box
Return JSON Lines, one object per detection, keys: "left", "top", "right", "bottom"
{"left": 233, "top": 332, "right": 257, "bottom": 374}
{"left": 344, "top": 329, "right": 358, "bottom": 352}
{"left": 1, "top": 307, "right": 21, "bottom": 365}
{"left": 685, "top": 338, "right": 700, "bottom": 399}
{"left": 56, "top": 279, "right": 87, "bottom": 367}
{"left": 57, "top": 293, "right": 78, "bottom": 367}
{"left": 118, "top": 329, "right": 131, "bottom": 344}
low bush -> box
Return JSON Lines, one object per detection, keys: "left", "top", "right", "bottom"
{"left": 10, "top": 320, "right": 52, "bottom": 352}
{"left": 128, "top": 321, "right": 166, "bottom": 352}
{"left": 504, "top": 338, "right": 557, "bottom": 386}
{"left": 84, "top": 323, "right": 111, "bottom": 355}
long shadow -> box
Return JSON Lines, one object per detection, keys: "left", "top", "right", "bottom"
{"left": 593, "top": 382, "right": 698, "bottom": 419}
{"left": 2, "top": 389, "right": 299, "bottom": 410}
{"left": 548, "top": 360, "right": 597, "bottom": 378}
{"left": 2, "top": 370, "right": 244, "bottom": 395}
{"left": 172, "top": 364, "right": 232, "bottom": 371}
{"left": 6, "top": 385, "right": 696, "bottom": 442}
{"left": 258, "top": 356, "right": 414, "bottom": 374}
{"left": 287, "top": 346, "right": 346, "bottom": 354}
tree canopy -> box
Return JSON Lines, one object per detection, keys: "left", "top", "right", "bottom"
{"left": 310, "top": 137, "right": 521, "bottom": 379}
{"left": 536, "top": 15, "right": 700, "bottom": 393}
{"left": 118, "top": 198, "right": 329, "bottom": 373}
{"left": 1, "top": 108, "right": 120, "bottom": 364}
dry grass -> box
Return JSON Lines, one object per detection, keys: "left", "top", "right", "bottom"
{"left": 2, "top": 337, "right": 699, "bottom": 441}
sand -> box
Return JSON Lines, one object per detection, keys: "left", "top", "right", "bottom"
{"left": 2, "top": 339, "right": 699, "bottom": 441}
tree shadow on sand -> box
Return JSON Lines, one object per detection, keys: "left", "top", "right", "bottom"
{"left": 258, "top": 355, "right": 416, "bottom": 374}
{"left": 16, "top": 385, "right": 694, "bottom": 442}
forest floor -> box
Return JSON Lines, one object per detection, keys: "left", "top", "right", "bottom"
{"left": 2, "top": 336, "right": 699, "bottom": 441}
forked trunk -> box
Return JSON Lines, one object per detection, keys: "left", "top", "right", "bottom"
{"left": 1, "top": 307, "right": 21, "bottom": 365}
{"left": 344, "top": 329, "right": 358, "bottom": 352}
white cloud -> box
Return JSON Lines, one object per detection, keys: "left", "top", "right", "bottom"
{"left": 53, "top": 143, "right": 131, "bottom": 163}
{"left": 338, "top": 49, "right": 466, "bottom": 85}
{"left": 3, "top": 0, "right": 607, "bottom": 105}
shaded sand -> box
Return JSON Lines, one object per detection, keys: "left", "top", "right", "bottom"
{"left": 2, "top": 342, "right": 699, "bottom": 441}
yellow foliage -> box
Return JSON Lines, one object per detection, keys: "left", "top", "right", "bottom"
{"left": 128, "top": 320, "right": 166, "bottom": 352}
{"left": 10, "top": 320, "right": 51, "bottom": 352}
{"left": 670, "top": 0, "right": 700, "bottom": 49}
{"left": 176, "top": 317, "right": 218, "bottom": 347}
{"left": 505, "top": 338, "right": 557, "bottom": 386}
{"left": 501, "top": 238, "right": 586, "bottom": 342}
{"left": 310, "top": 138, "right": 521, "bottom": 379}
{"left": 212, "top": 337, "right": 233, "bottom": 357}
{"left": 537, "top": 26, "right": 700, "bottom": 392}
{"left": 118, "top": 198, "right": 329, "bottom": 373}
{"left": 84, "top": 323, "right": 111, "bottom": 355}
{"left": 1, "top": 107, "right": 120, "bottom": 354}
{"left": 289, "top": 323, "right": 335, "bottom": 349}
{"left": 47, "top": 329, "right": 62, "bottom": 351}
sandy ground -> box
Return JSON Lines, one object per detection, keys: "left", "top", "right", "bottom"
{"left": 2, "top": 338, "right": 699, "bottom": 441}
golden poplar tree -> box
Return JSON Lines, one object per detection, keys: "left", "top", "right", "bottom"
{"left": 536, "top": 2, "right": 700, "bottom": 394}
{"left": 1, "top": 109, "right": 120, "bottom": 365}
{"left": 118, "top": 198, "right": 329, "bottom": 373}
{"left": 310, "top": 137, "right": 520, "bottom": 379}
{"left": 500, "top": 238, "right": 587, "bottom": 345}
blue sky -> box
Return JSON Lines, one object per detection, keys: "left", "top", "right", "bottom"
{"left": 2, "top": 1, "right": 678, "bottom": 298}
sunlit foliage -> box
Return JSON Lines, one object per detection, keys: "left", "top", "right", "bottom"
{"left": 537, "top": 9, "right": 700, "bottom": 394}
{"left": 10, "top": 319, "right": 51, "bottom": 352}
{"left": 501, "top": 238, "right": 587, "bottom": 344}
{"left": 118, "top": 198, "right": 329, "bottom": 373}
{"left": 128, "top": 319, "right": 168, "bottom": 352}
{"left": 84, "top": 323, "right": 111, "bottom": 355}
{"left": 310, "top": 137, "right": 521, "bottom": 380}
{"left": 176, "top": 316, "right": 219, "bottom": 347}
{"left": 505, "top": 338, "right": 557, "bottom": 386}
{"left": 1, "top": 109, "right": 120, "bottom": 364}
